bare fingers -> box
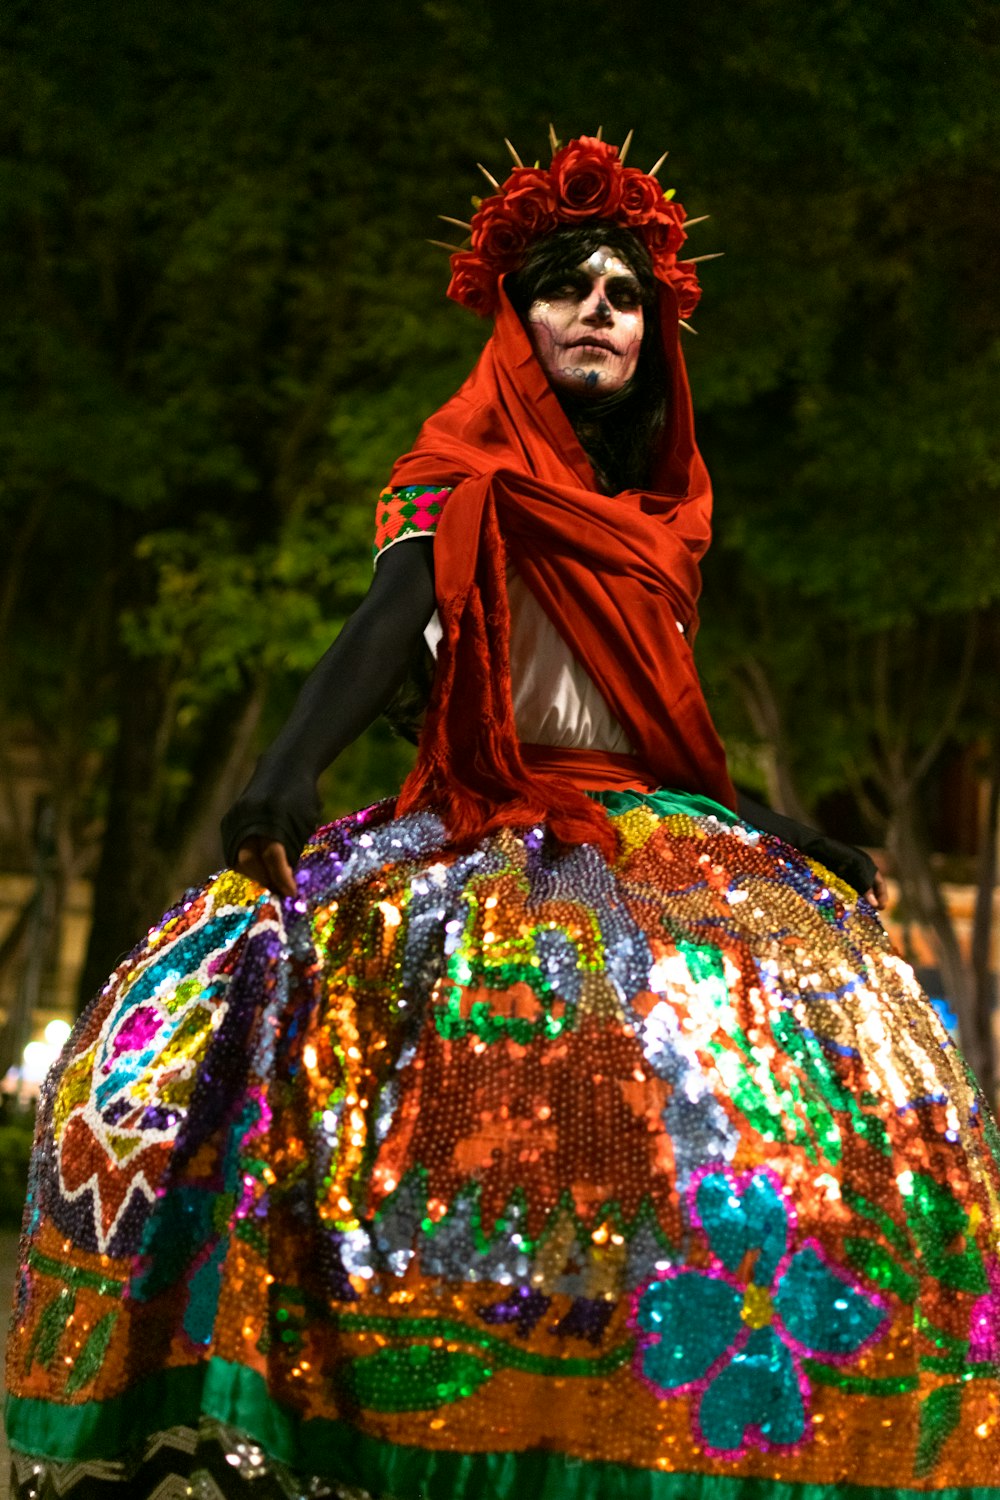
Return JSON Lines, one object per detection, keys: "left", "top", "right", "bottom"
{"left": 236, "top": 838, "right": 298, "bottom": 899}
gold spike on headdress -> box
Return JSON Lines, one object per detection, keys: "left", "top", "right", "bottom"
{"left": 678, "top": 320, "right": 698, "bottom": 335}
{"left": 442, "top": 130, "right": 718, "bottom": 324}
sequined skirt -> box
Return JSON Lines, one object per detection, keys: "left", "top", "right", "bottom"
{"left": 6, "top": 791, "right": 1000, "bottom": 1499}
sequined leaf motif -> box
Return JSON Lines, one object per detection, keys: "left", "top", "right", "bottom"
{"left": 921, "top": 1350, "right": 973, "bottom": 1375}
{"left": 707, "top": 1027, "right": 818, "bottom": 1161}
{"left": 842, "top": 1184, "right": 913, "bottom": 1260}
{"left": 26, "top": 1288, "right": 75, "bottom": 1372}
{"left": 914, "top": 1382, "right": 963, "bottom": 1477}
{"left": 339, "top": 1346, "right": 492, "bottom": 1411}
{"left": 64, "top": 1310, "right": 118, "bottom": 1395}
{"left": 844, "top": 1238, "right": 917, "bottom": 1303}
{"left": 688, "top": 949, "right": 835, "bottom": 1161}
{"left": 801, "top": 1358, "right": 918, "bottom": 1397}
{"left": 902, "top": 1174, "right": 987, "bottom": 1294}
{"left": 770, "top": 1011, "right": 890, "bottom": 1159}
{"left": 914, "top": 1306, "right": 970, "bottom": 1353}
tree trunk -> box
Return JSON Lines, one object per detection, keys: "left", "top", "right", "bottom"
{"left": 76, "top": 650, "right": 173, "bottom": 1012}
{"left": 736, "top": 657, "right": 813, "bottom": 823}
{"left": 168, "top": 686, "right": 265, "bottom": 895}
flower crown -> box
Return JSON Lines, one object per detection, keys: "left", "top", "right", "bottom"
{"left": 434, "top": 128, "right": 719, "bottom": 329}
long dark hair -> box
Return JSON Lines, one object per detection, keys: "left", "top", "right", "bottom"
{"left": 506, "top": 222, "right": 669, "bottom": 493}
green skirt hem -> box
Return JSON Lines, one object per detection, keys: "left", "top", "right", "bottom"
{"left": 7, "top": 1361, "right": 1000, "bottom": 1499}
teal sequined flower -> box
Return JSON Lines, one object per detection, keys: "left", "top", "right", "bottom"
{"left": 634, "top": 1167, "right": 888, "bottom": 1457}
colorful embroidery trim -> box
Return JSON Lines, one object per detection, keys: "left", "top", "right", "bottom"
{"left": 373, "top": 486, "right": 453, "bottom": 559}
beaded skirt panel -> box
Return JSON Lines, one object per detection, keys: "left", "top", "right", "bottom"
{"left": 6, "top": 793, "right": 1000, "bottom": 1498}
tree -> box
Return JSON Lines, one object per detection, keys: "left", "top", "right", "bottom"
{"left": 1, "top": 0, "right": 493, "bottom": 1000}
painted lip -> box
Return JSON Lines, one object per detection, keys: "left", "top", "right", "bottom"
{"left": 567, "top": 336, "right": 619, "bottom": 354}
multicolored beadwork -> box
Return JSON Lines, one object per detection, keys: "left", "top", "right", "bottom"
{"left": 6, "top": 793, "right": 1000, "bottom": 1498}
{"left": 372, "top": 486, "right": 452, "bottom": 560}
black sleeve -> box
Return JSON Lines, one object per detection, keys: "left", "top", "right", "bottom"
{"left": 735, "top": 789, "right": 878, "bottom": 899}
{"left": 220, "top": 539, "right": 436, "bottom": 869}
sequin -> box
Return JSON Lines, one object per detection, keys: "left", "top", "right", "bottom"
{"left": 6, "top": 795, "right": 1000, "bottom": 1498}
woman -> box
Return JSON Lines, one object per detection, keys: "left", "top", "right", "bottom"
{"left": 7, "top": 134, "right": 1000, "bottom": 1500}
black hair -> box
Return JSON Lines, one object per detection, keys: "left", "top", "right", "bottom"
{"left": 506, "top": 222, "right": 669, "bottom": 493}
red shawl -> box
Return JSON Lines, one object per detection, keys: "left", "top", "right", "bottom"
{"left": 391, "top": 278, "right": 736, "bottom": 859}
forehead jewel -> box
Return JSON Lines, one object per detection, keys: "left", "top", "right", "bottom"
{"left": 581, "top": 249, "right": 638, "bottom": 278}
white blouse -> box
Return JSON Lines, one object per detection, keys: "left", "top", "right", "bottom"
{"left": 423, "top": 567, "right": 635, "bottom": 755}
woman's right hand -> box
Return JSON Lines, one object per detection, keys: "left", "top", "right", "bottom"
{"left": 233, "top": 836, "right": 298, "bottom": 899}
{"left": 220, "top": 763, "right": 321, "bottom": 898}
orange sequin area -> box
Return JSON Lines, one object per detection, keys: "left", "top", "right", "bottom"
{"left": 7, "top": 796, "right": 1000, "bottom": 1496}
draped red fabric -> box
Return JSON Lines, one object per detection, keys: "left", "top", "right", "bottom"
{"left": 390, "top": 276, "right": 736, "bottom": 857}
{"left": 519, "top": 745, "right": 661, "bottom": 794}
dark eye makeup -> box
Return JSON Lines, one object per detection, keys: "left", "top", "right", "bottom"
{"left": 539, "top": 273, "right": 590, "bottom": 301}
{"left": 536, "top": 272, "right": 645, "bottom": 309}
{"left": 606, "top": 278, "right": 643, "bottom": 310}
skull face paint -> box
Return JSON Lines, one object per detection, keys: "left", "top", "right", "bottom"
{"left": 526, "top": 246, "right": 645, "bottom": 398}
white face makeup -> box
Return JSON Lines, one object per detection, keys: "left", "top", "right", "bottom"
{"left": 526, "top": 246, "right": 645, "bottom": 398}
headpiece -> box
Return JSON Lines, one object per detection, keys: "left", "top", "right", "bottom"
{"left": 433, "top": 127, "right": 720, "bottom": 330}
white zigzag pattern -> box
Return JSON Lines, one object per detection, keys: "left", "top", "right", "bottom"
{"left": 51, "top": 888, "right": 284, "bottom": 1254}
{"left": 12, "top": 1424, "right": 200, "bottom": 1493}
{"left": 12, "top": 1426, "right": 390, "bottom": 1498}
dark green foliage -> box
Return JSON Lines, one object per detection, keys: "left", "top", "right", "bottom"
{"left": 0, "top": 1116, "right": 34, "bottom": 1227}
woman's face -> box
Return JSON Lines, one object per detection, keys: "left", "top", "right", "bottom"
{"left": 526, "top": 245, "right": 645, "bottom": 398}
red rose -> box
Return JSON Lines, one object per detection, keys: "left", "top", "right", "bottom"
{"left": 668, "top": 260, "right": 703, "bottom": 319}
{"left": 446, "top": 253, "right": 498, "bottom": 318}
{"left": 642, "top": 201, "right": 686, "bottom": 258}
{"left": 499, "top": 167, "right": 558, "bottom": 236}
{"left": 619, "top": 168, "right": 662, "bottom": 223}
{"left": 550, "top": 136, "right": 622, "bottom": 220}
{"left": 470, "top": 199, "right": 532, "bottom": 265}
